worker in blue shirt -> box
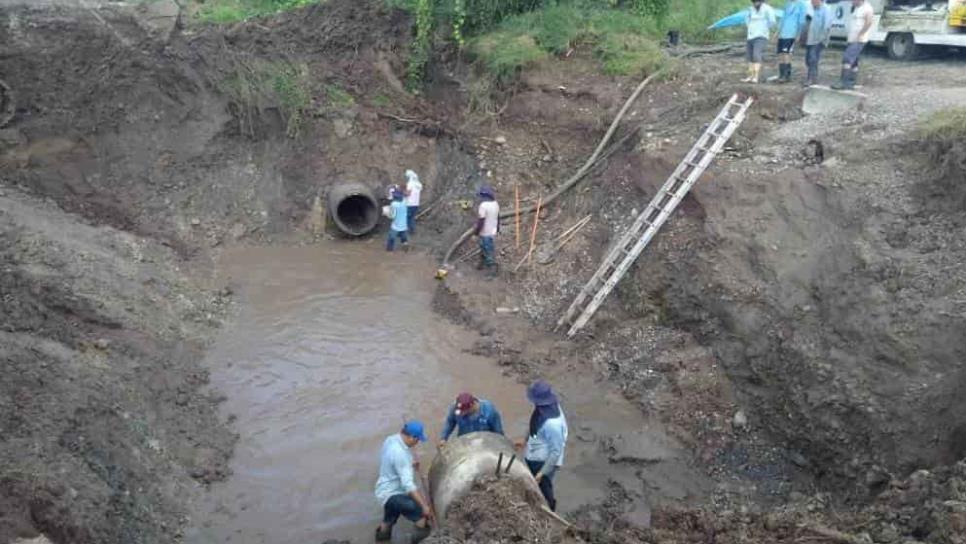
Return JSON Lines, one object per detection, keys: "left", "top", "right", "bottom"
{"left": 775, "top": 0, "right": 809, "bottom": 83}
{"left": 386, "top": 190, "right": 409, "bottom": 252}
{"left": 438, "top": 392, "right": 504, "bottom": 447}
{"left": 374, "top": 421, "right": 434, "bottom": 543}
{"left": 803, "top": 0, "right": 833, "bottom": 86}
{"left": 743, "top": 0, "right": 778, "bottom": 83}
{"left": 517, "top": 380, "right": 568, "bottom": 512}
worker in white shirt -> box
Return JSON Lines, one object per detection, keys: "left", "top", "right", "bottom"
{"left": 474, "top": 186, "right": 500, "bottom": 278}
{"left": 403, "top": 169, "right": 423, "bottom": 234}
{"left": 832, "top": 0, "right": 874, "bottom": 90}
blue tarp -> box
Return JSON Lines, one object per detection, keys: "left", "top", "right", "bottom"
{"left": 708, "top": 8, "right": 785, "bottom": 30}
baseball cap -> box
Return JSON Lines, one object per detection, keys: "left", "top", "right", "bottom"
{"left": 402, "top": 420, "right": 428, "bottom": 442}
{"left": 454, "top": 392, "right": 477, "bottom": 416}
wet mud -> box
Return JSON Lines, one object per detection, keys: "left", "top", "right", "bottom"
{"left": 185, "top": 243, "right": 709, "bottom": 542}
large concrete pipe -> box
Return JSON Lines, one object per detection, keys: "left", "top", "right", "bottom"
{"left": 428, "top": 432, "right": 542, "bottom": 521}
{"left": 327, "top": 182, "right": 379, "bottom": 236}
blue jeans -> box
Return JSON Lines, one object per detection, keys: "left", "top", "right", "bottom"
{"left": 805, "top": 43, "right": 824, "bottom": 81}
{"left": 478, "top": 236, "right": 496, "bottom": 267}
{"left": 386, "top": 229, "right": 408, "bottom": 251}
{"left": 526, "top": 460, "right": 558, "bottom": 511}
{"left": 843, "top": 42, "right": 865, "bottom": 70}
{"left": 407, "top": 206, "right": 419, "bottom": 233}
{"left": 383, "top": 494, "right": 423, "bottom": 525}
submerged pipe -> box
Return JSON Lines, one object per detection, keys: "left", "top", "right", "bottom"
{"left": 327, "top": 182, "right": 379, "bottom": 236}
{"left": 428, "top": 432, "right": 542, "bottom": 521}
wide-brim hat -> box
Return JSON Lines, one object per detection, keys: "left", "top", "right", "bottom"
{"left": 527, "top": 380, "right": 558, "bottom": 407}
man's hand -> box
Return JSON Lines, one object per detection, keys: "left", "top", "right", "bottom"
{"left": 535, "top": 473, "right": 543, "bottom": 483}
{"left": 437, "top": 440, "right": 446, "bottom": 449}
{"left": 513, "top": 440, "right": 525, "bottom": 451}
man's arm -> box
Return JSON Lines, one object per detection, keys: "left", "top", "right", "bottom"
{"left": 474, "top": 205, "right": 486, "bottom": 236}
{"left": 860, "top": 7, "right": 874, "bottom": 38}
{"left": 535, "top": 423, "right": 563, "bottom": 479}
{"left": 489, "top": 404, "right": 504, "bottom": 436}
{"left": 440, "top": 405, "right": 457, "bottom": 443}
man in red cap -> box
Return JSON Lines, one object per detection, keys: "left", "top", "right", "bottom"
{"left": 438, "top": 392, "right": 504, "bottom": 448}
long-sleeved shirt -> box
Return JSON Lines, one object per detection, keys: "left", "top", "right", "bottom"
{"left": 441, "top": 399, "right": 504, "bottom": 440}
{"left": 745, "top": 3, "right": 778, "bottom": 41}
{"left": 779, "top": 0, "right": 808, "bottom": 39}
{"left": 525, "top": 407, "right": 568, "bottom": 476}
{"left": 374, "top": 433, "right": 417, "bottom": 505}
{"left": 805, "top": 2, "right": 833, "bottom": 46}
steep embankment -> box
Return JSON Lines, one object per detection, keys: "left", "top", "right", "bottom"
{"left": 0, "top": 0, "right": 479, "bottom": 541}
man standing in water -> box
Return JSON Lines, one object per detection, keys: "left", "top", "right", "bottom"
{"left": 518, "top": 380, "right": 568, "bottom": 512}
{"left": 438, "top": 392, "right": 505, "bottom": 448}
{"left": 403, "top": 169, "right": 423, "bottom": 234}
{"left": 386, "top": 190, "right": 409, "bottom": 252}
{"left": 475, "top": 186, "right": 500, "bottom": 277}
{"left": 375, "top": 420, "right": 434, "bottom": 543}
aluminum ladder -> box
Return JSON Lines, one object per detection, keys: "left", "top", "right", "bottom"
{"left": 556, "top": 93, "right": 754, "bottom": 337}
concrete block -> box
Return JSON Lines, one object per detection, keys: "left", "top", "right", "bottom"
{"left": 801, "top": 85, "right": 867, "bottom": 116}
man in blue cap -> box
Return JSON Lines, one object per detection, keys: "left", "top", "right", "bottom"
{"left": 374, "top": 420, "right": 434, "bottom": 542}
{"left": 518, "top": 380, "right": 568, "bottom": 511}
{"left": 438, "top": 392, "right": 505, "bottom": 448}
{"left": 475, "top": 186, "right": 500, "bottom": 277}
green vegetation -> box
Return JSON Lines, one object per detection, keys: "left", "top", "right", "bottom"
{"left": 388, "top": 0, "right": 748, "bottom": 86}
{"left": 920, "top": 108, "right": 966, "bottom": 143}
{"left": 220, "top": 59, "right": 314, "bottom": 138}
{"left": 192, "top": 0, "right": 318, "bottom": 23}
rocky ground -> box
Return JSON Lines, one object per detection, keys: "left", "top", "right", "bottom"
{"left": 2, "top": 0, "right": 966, "bottom": 542}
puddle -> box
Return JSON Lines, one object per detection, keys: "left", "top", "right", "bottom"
{"left": 186, "top": 242, "right": 709, "bottom": 543}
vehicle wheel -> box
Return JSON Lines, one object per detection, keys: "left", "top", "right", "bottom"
{"left": 886, "top": 32, "right": 917, "bottom": 60}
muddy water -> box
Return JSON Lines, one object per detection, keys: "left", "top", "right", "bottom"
{"left": 187, "top": 242, "right": 710, "bottom": 543}
{"left": 186, "top": 243, "right": 531, "bottom": 543}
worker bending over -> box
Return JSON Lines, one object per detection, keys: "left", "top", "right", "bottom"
{"left": 374, "top": 421, "right": 434, "bottom": 543}
{"left": 438, "top": 392, "right": 504, "bottom": 447}
{"left": 520, "top": 380, "right": 569, "bottom": 512}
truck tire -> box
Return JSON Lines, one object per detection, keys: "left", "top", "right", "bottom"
{"left": 886, "top": 32, "right": 917, "bottom": 60}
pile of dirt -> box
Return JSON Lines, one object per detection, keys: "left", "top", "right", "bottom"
{"left": 425, "top": 476, "right": 577, "bottom": 544}
{"left": 645, "top": 459, "right": 966, "bottom": 544}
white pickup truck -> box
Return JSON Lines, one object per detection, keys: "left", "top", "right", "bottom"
{"left": 827, "top": 0, "right": 966, "bottom": 58}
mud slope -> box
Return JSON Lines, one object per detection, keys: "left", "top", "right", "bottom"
{"left": 610, "top": 66, "right": 966, "bottom": 484}
{"left": 0, "top": 189, "right": 234, "bottom": 542}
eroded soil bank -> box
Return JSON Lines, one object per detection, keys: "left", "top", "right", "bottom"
{"left": 2, "top": 0, "right": 966, "bottom": 542}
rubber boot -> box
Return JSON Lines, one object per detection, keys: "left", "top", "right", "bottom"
{"left": 783, "top": 63, "right": 792, "bottom": 83}
{"left": 411, "top": 523, "right": 431, "bottom": 544}
{"left": 831, "top": 68, "right": 850, "bottom": 90}
{"left": 375, "top": 525, "right": 392, "bottom": 542}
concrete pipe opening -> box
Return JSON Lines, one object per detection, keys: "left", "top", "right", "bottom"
{"left": 327, "top": 182, "right": 379, "bottom": 236}
{"left": 428, "top": 432, "right": 543, "bottom": 521}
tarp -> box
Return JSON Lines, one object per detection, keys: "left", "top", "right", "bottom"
{"left": 708, "top": 8, "right": 785, "bottom": 30}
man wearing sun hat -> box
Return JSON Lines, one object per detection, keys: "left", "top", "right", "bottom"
{"left": 521, "top": 380, "right": 569, "bottom": 511}
{"left": 438, "top": 392, "right": 505, "bottom": 448}
{"left": 374, "top": 420, "right": 434, "bottom": 543}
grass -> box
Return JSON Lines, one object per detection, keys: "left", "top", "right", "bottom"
{"left": 220, "top": 59, "right": 314, "bottom": 137}
{"left": 919, "top": 108, "right": 966, "bottom": 143}
{"left": 192, "top": 0, "right": 319, "bottom": 23}
{"left": 664, "top": 0, "right": 749, "bottom": 43}
{"left": 468, "top": 4, "right": 668, "bottom": 82}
